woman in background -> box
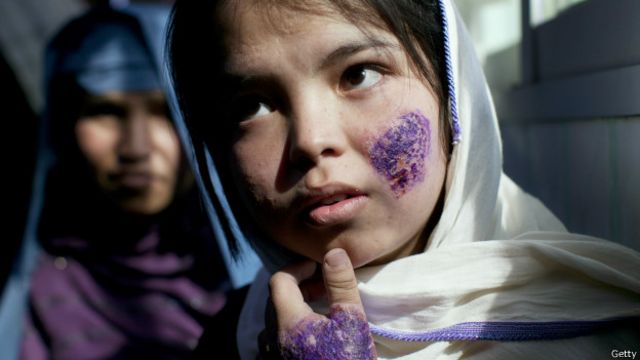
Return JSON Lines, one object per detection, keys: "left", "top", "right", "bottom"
{"left": 0, "top": 5, "right": 231, "bottom": 359}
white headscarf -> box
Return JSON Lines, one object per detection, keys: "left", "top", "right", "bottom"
{"left": 235, "top": 0, "right": 640, "bottom": 358}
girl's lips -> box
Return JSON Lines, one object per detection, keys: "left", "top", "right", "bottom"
{"left": 305, "top": 195, "right": 368, "bottom": 226}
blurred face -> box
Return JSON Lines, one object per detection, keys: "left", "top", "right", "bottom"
{"left": 220, "top": 2, "right": 448, "bottom": 268}
{"left": 75, "top": 90, "right": 181, "bottom": 215}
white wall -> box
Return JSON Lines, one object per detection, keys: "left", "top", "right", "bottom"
{"left": 455, "top": 0, "right": 640, "bottom": 250}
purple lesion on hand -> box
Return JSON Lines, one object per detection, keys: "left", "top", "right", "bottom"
{"left": 278, "top": 305, "right": 376, "bottom": 360}
{"left": 368, "top": 110, "right": 431, "bottom": 198}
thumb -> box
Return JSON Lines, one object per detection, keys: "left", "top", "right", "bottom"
{"left": 322, "top": 248, "right": 363, "bottom": 310}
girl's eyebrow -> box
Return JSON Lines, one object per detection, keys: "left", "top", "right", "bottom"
{"left": 318, "top": 38, "right": 398, "bottom": 70}
{"left": 224, "top": 39, "right": 399, "bottom": 86}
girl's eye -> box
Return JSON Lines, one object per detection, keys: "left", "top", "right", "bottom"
{"left": 231, "top": 96, "right": 274, "bottom": 122}
{"left": 341, "top": 64, "right": 383, "bottom": 91}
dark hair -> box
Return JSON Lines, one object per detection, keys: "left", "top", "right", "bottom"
{"left": 167, "top": 0, "right": 450, "bottom": 255}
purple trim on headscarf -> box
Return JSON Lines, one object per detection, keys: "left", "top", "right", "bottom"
{"left": 369, "top": 318, "right": 637, "bottom": 342}
{"left": 438, "top": 0, "right": 461, "bottom": 144}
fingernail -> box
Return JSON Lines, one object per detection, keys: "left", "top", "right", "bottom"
{"left": 325, "top": 248, "right": 349, "bottom": 268}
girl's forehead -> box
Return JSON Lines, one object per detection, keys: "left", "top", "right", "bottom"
{"left": 223, "top": 20, "right": 398, "bottom": 78}
{"left": 220, "top": 0, "right": 355, "bottom": 21}
{"left": 218, "top": 0, "right": 385, "bottom": 40}
{"left": 218, "top": 1, "right": 396, "bottom": 70}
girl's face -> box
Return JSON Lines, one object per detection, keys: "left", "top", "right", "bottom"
{"left": 221, "top": 2, "right": 448, "bottom": 268}
{"left": 75, "top": 90, "right": 181, "bottom": 215}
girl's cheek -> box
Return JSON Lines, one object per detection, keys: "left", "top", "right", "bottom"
{"left": 368, "top": 110, "right": 432, "bottom": 198}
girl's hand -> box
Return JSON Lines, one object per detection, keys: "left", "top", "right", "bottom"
{"left": 259, "top": 248, "right": 377, "bottom": 360}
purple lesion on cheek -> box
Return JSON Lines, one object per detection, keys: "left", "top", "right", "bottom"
{"left": 278, "top": 305, "right": 376, "bottom": 360}
{"left": 368, "top": 110, "right": 431, "bottom": 198}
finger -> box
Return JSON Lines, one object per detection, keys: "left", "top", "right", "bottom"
{"left": 269, "top": 260, "right": 317, "bottom": 329}
{"left": 322, "top": 248, "right": 363, "bottom": 310}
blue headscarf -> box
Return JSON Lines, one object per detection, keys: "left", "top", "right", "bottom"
{"left": 57, "top": 23, "right": 160, "bottom": 95}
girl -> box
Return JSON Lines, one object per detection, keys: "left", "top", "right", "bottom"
{"left": 168, "top": 0, "right": 640, "bottom": 358}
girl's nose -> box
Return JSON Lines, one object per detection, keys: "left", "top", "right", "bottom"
{"left": 118, "top": 111, "right": 151, "bottom": 163}
{"left": 287, "top": 95, "right": 347, "bottom": 168}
